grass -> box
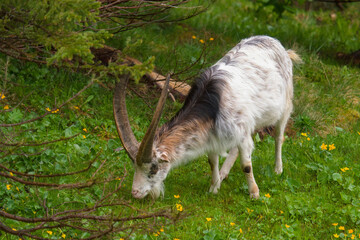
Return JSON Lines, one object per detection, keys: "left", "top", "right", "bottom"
{"left": 1, "top": 0, "right": 360, "bottom": 239}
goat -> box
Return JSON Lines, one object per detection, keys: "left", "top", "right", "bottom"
{"left": 113, "top": 35, "right": 300, "bottom": 199}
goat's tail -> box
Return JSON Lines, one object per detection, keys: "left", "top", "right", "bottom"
{"left": 287, "top": 50, "right": 303, "bottom": 64}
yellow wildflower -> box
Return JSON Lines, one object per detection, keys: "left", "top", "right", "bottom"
{"left": 83, "top": 128, "right": 87, "bottom": 132}
{"left": 230, "top": 222, "right": 235, "bottom": 226}
{"left": 199, "top": 39, "right": 205, "bottom": 44}
{"left": 62, "top": 233, "right": 66, "bottom": 239}
{"left": 176, "top": 203, "right": 183, "bottom": 212}
{"left": 348, "top": 229, "right": 354, "bottom": 234}
{"left": 307, "top": 137, "right": 310, "bottom": 141}
{"left": 285, "top": 224, "right": 290, "bottom": 228}
{"left": 265, "top": 193, "right": 271, "bottom": 198}
{"left": 206, "top": 218, "right": 212, "bottom": 222}
{"left": 12, "top": 228, "right": 16, "bottom": 231}
{"left": 51, "top": 109, "right": 59, "bottom": 113}
{"left": 320, "top": 143, "right": 327, "bottom": 150}
{"left": 332, "top": 223, "right": 338, "bottom": 226}
{"left": 74, "top": 106, "right": 79, "bottom": 110}
{"left": 160, "top": 228, "right": 164, "bottom": 232}
{"left": 153, "top": 232, "right": 159, "bottom": 237}
{"left": 333, "top": 234, "right": 339, "bottom": 238}
{"left": 9, "top": 172, "right": 13, "bottom": 176}
{"left": 115, "top": 177, "right": 121, "bottom": 180}
{"left": 192, "top": 35, "right": 196, "bottom": 39}
{"left": 46, "top": 107, "right": 51, "bottom": 112}
{"left": 0, "top": 93, "right": 5, "bottom": 99}
{"left": 174, "top": 238, "right": 180, "bottom": 240}
{"left": 329, "top": 144, "right": 336, "bottom": 151}
{"left": 341, "top": 167, "right": 350, "bottom": 172}
{"left": 82, "top": 135, "right": 86, "bottom": 139}
{"left": 339, "top": 226, "right": 345, "bottom": 230}
{"left": 120, "top": 238, "right": 124, "bottom": 240}
{"left": 280, "top": 210, "right": 284, "bottom": 214}
{"left": 301, "top": 132, "right": 307, "bottom": 137}
{"left": 239, "top": 228, "right": 243, "bottom": 233}
{"left": 358, "top": 132, "right": 360, "bottom": 135}
{"left": 4, "top": 105, "right": 9, "bottom": 110}
{"left": 209, "top": 37, "right": 214, "bottom": 41}
{"left": 16, "top": 187, "right": 19, "bottom": 191}
{"left": 351, "top": 234, "right": 355, "bottom": 239}
{"left": 6, "top": 184, "right": 11, "bottom": 190}
{"left": 174, "top": 195, "right": 180, "bottom": 198}
{"left": 47, "top": 231, "right": 53, "bottom": 235}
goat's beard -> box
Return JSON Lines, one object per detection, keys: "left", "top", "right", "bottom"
{"left": 149, "top": 182, "right": 164, "bottom": 199}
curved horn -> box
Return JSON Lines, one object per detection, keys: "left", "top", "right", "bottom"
{"left": 136, "top": 74, "right": 170, "bottom": 165}
{"left": 113, "top": 75, "right": 140, "bottom": 162}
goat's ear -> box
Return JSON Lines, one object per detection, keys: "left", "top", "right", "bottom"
{"left": 159, "top": 152, "right": 170, "bottom": 162}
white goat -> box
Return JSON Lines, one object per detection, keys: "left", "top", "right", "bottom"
{"left": 114, "top": 35, "right": 300, "bottom": 199}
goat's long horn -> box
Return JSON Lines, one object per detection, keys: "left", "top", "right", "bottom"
{"left": 113, "top": 75, "right": 140, "bottom": 162}
{"left": 136, "top": 74, "right": 170, "bottom": 165}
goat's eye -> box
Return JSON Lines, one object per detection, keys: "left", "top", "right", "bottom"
{"left": 149, "top": 164, "right": 158, "bottom": 175}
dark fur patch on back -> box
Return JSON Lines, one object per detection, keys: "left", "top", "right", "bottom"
{"left": 158, "top": 67, "right": 228, "bottom": 135}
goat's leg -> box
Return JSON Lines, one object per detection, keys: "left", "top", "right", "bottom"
{"left": 219, "top": 147, "right": 238, "bottom": 181}
{"left": 208, "top": 153, "right": 221, "bottom": 194}
{"left": 274, "top": 105, "right": 291, "bottom": 174}
{"left": 239, "top": 136, "right": 259, "bottom": 199}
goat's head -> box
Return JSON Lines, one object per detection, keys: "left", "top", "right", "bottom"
{"left": 113, "top": 74, "right": 171, "bottom": 199}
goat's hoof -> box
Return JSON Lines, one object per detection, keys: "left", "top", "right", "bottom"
{"left": 274, "top": 165, "right": 283, "bottom": 175}
{"left": 209, "top": 183, "right": 220, "bottom": 194}
{"left": 250, "top": 192, "right": 260, "bottom": 199}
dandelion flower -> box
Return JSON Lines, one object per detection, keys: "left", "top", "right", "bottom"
{"left": 230, "top": 222, "right": 235, "bottom": 226}
{"left": 209, "top": 37, "right": 214, "bottom": 41}
{"left": 206, "top": 218, "right": 212, "bottom": 222}
{"left": 82, "top": 135, "right": 86, "bottom": 139}
{"left": 351, "top": 234, "right": 355, "bottom": 239}
{"left": 176, "top": 203, "right": 183, "bottom": 212}
{"left": 333, "top": 234, "right": 339, "bottom": 238}
{"left": 339, "top": 226, "right": 345, "bottom": 230}
{"left": 239, "top": 228, "right": 243, "bottom": 233}
{"left": 0, "top": 93, "right": 5, "bottom": 99}
{"left": 280, "top": 210, "right": 284, "bottom": 214}
{"left": 174, "top": 195, "right": 180, "bottom": 198}
{"left": 46, "top": 231, "right": 53, "bottom": 235}
{"left": 174, "top": 238, "right": 180, "bottom": 240}
{"left": 301, "top": 133, "right": 307, "bottom": 137}
{"left": 285, "top": 224, "right": 290, "bottom": 228}
{"left": 74, "top": 106, "right": 79, "bottom": 110}
{"left": 199, "top": 39, "right": 205, "bottom": 44}
{"left": 46, "top": 107, "right": 51, "bottom": 112}
{"left": 6, "top": 184, "right": 11, "bottom": 190}
{"left": 329, "top": 144, "right": 336, "bottom": 151}
{"left": 357, "top": 132, "right": 360, "bottom": 135}
{"left": 160, "top": 228, "right": 164, "bottom": 232}
{"left": 12, "top": 228, "right": 16, "bottom": 231}
{"left": 348, "top": 229, "right": 354, "bottom": 234}
{"left": 307, "top": 137, "right": 310, "bottom": 141}
{"left": 265, "top": 193, "right": 271, "bottom": 198}
{"left": 153, "top": 232, "right": 159, "bottom": 237}
{"left": 16, "top": 187, "right": 19, "bottom": 191}
{"left": 4, "top": 105, "right": 9, "bottom": 110}
{"left": 62, "top": 233, "right": 66, "bottom": 239}
{"left": 192, "top": 36, "right": 196, "bottom": 39}
{"left": 332, "top": 223, "right": 338, "bottom": 226}
{"left": 9, "top": 172, "right": 13, "bottom": 176}
{"left": 320, "top": 143, "right": 327, "bottom": 150}
{"left": 83, "top": 128, "right": 87, "bottom": 132}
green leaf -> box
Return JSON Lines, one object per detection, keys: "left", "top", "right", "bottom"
{"left": 332, "top": 173, "right": 342, "bottom": 183}
{"left": 8, "top": 108, "right": 23, "bottom": 122}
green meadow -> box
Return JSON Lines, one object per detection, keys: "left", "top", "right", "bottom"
{"left": 1, "top": 1, "right": 360, "bottom": 239}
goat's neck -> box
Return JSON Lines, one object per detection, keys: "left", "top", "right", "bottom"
{"left": 156, "top": 120, "right": 212, "bottom": 165}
